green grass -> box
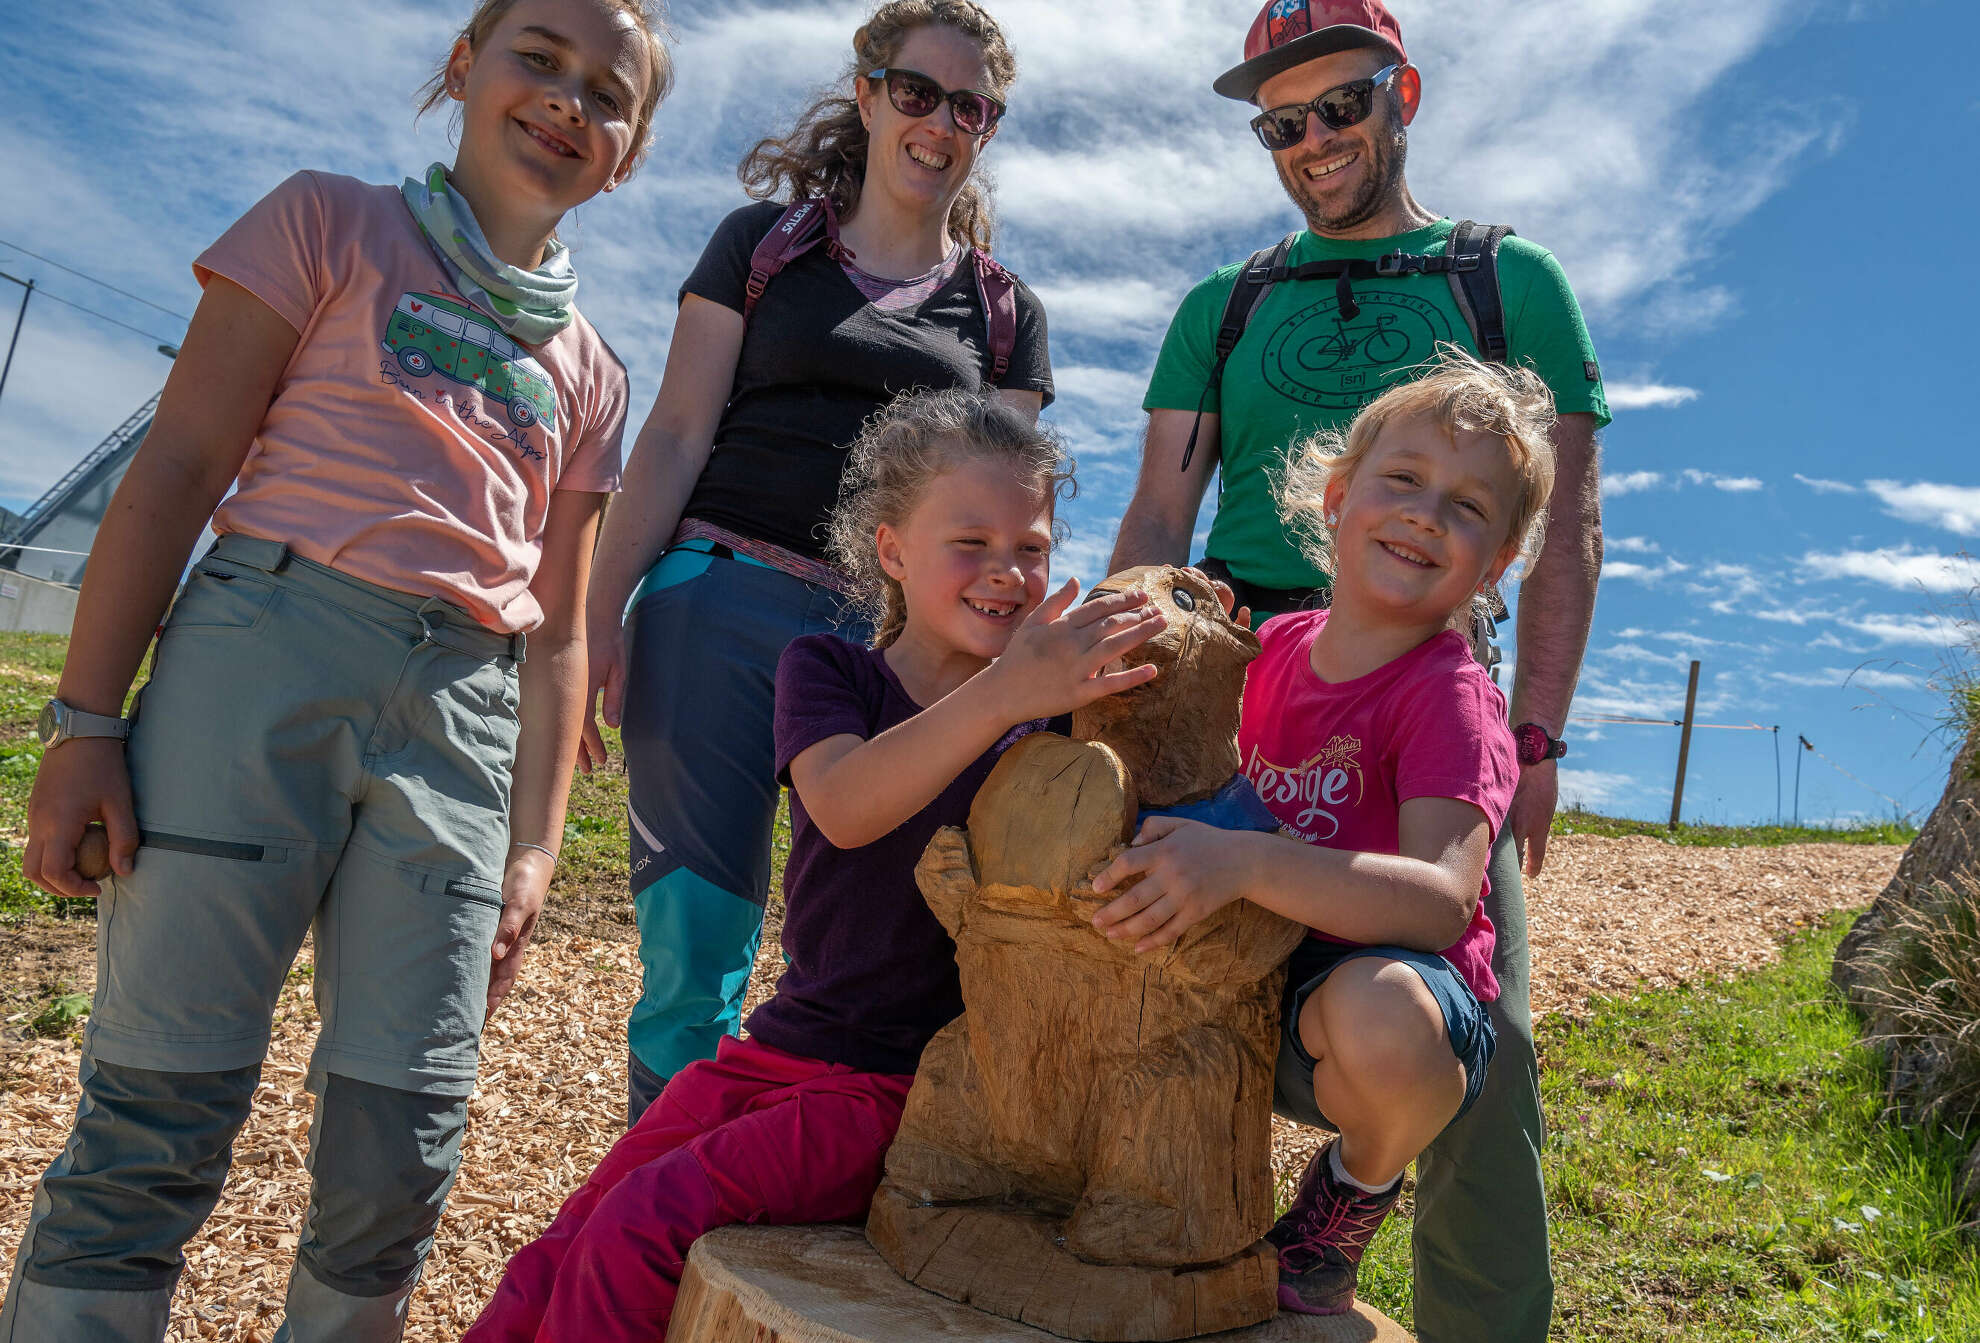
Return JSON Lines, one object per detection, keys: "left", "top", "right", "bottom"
{"left": 1353, "top": 913, "right": 1980, "bottom": 1340}
{"left": 1554, "top": 807, "right": 1918, "bottom": 849}
{"left": 0, "top": 632, "right": 70, "bottom": 924}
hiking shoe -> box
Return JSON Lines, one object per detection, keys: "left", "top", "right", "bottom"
{"left": 1265, "top": 1138, "right": 1401, "bottom": 1316}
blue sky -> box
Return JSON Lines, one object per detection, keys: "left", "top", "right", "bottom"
{"left": 2, "top": 0, "right": 1974, "bottom": 825}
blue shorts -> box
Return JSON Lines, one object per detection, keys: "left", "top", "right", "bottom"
{"left": 1273, "top": 938, "right": 1497, "bottom": 1131}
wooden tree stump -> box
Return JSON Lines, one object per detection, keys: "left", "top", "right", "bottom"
{"left": 666, "top": 1225, "right": 1414, "bottom": 1343}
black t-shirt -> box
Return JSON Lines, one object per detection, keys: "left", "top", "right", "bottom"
{"left": 679, "top": 201, "right": 1055, "bottom": 559}
{"left": 751, "top": 635, "right": 1060, "bottom": 1074}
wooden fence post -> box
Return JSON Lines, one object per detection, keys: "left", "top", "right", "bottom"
{"left": 1669, "top": 660, "right": 1701, "bottom": 829}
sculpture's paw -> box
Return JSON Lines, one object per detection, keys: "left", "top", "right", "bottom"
{"left": 1070, "top": 842, "right": 1132, "bottom": 909}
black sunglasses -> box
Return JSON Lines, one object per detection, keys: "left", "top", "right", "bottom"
{"left": 1249, "top": 64, "right": 1401, "bottom": 152}
{"left": 866, "top": 68, "right": 1006, "bottom": 137}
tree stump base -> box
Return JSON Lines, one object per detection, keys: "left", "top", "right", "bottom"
{"left": 666, "top": 1224, "right": 1414, "bottom": 1343}
{"left": 867, "top": 1184, "right": 1276, "bottom": 1340}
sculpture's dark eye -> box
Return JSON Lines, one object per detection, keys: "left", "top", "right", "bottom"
{"left": 1171, "top": 588, "right": 1196, "bottom": 612}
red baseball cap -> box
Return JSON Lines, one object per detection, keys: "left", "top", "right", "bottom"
{"left": 1213, "top": 0, "right": 1408, "bottom": 103}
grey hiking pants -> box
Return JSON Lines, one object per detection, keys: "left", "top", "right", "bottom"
{"left": 1, "top": 537, "right": 522, "bottom": 1340}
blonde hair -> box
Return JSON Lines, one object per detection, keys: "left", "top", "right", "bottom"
{"left": 417, "top": 0, "right": 675, "bottom": 180}
{"left": 738, "top": 1, "right": 1016, "bottom": 251}
{"left": 828, "top": 389, "right": 1073, "bottom": 649}
{"left": 1276, "top": 344, "right": 1557, "bottom": 596}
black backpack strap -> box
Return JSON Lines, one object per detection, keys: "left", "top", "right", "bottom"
{"left": 969, "top": 248, "right": 1018, "bottom": 386}
{"left": 1181, "top": 231, "right": 1299, "bottom": 473}
{"left": 1444, "top": 219, "right": 1513, "bottom": 363}
{"left": 743, "top": 198, "right": 848, "bottom": 320}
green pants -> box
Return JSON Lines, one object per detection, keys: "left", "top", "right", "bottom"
{"left": 1411, "top": 826, "right": 1551, "bottom": 1342}
{"left": 2, "top": 536, "right": 522, "bottom": 1342}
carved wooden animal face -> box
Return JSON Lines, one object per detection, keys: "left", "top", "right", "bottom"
{"left": 1070, "top": 565, "right": 1264, "bottom": 807}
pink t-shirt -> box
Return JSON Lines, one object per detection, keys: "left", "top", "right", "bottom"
{"left": 194, "top": 171, "right": 627, "bottom": 632}
{"left": 1237, "top": 608, "right": 1518, "bottom": 1001}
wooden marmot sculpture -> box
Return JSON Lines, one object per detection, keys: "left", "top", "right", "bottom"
{"left": 867, "top": 565, "right": 1307, "bottom": 1342}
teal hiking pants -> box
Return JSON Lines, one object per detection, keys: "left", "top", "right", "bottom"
{"left": 617, "top": 542, "right": 865, "bottom": 1123}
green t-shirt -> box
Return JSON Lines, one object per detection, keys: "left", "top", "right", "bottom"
{"left": 1144, "top": 219, "right": 1610, "bottom": 592}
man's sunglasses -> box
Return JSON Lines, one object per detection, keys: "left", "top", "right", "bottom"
{"left": 866, "top": 68, "right": 1006, "bottom": 137}
{"left": 1249, "top": 64, "right": 1401, "bottom": 152}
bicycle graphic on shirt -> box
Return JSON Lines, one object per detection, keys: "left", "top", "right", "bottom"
{"left": 1297, "top": 312, "right": 1411, "bottom": 371}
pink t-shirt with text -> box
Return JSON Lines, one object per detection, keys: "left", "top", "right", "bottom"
{"left": 1237, "top": 608, "right": 1518, "bottom": 1001}
{"left": 194, "top": 171, "right": 627, "bottom": 632}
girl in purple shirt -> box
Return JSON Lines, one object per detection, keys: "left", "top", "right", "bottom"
{"left": 468, "top": 389, "right": 1163, "bottom": 1339}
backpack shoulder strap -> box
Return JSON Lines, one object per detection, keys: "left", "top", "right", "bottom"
{"left": 1444, "top": 219, "right": 1514, "bottom": 363}
{"left": 970, "top": 248, "right": 1018, "bottom": 386}
{"left": 1180, "top": 232, "right": 1299, "bottom": 473}
{"left": 743, "top": 198, "right": 842, "bottom": 320}
{"left": 1212, "top": 231, "right": 1300, "bottom": 387}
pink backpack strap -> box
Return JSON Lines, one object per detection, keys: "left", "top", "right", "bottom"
{"left": 970, "top": 248, "right": 1018, "bottom": 386}
{"left": 743, "top": 198, "right": 849, "bottom": 320}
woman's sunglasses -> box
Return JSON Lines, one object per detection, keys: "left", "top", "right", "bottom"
{"left": 867, "top": 68, "right": 1006, "bottom": 137}
{"left": 1249, "top": 64, "right": 1401, "bottom": 152}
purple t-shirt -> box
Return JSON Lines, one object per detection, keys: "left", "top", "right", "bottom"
{"left": 747, "top": 634, "right": 1056, "bottom": 1074}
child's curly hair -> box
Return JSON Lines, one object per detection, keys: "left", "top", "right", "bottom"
{"left": 828, "top": 389, "right": 1074, "bottom": 649}
{"left": 1276, "top": 344, "right": 1558, "bottom": 590}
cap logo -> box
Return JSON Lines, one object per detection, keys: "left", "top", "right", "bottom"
{"left": 1267, "top": 0, "right": 1313, "bottom": 48}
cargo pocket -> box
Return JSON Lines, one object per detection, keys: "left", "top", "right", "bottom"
{"left": 422, "top": 869, "right": 506, "bottom": 1070}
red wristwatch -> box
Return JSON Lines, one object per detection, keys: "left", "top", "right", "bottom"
{"left": 1513, "top": 723, "right": 1567, "bottom": 767}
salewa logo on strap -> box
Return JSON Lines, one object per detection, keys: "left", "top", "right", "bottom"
{"left": 779, "top": 202, "right": 816, "bottom": 236}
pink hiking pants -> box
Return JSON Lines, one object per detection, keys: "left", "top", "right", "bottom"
{"left": 463, "top": 1034, "right": 913, "bottom": 1342}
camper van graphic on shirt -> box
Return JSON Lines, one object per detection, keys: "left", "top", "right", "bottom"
{"left": 381, "top": 292, "right": 558, "bottom": 433}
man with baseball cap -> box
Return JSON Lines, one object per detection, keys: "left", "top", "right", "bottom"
{"left": 1110, "top": 2, "right": 1608, "bottom": 1338}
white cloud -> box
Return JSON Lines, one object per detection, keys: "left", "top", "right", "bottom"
{"left": 1682, "top": 468, "right": 1764, "bottom": 492}
{"left": 1556, "top": 769, "right": 1639, "bottom": 809}
{"left": 1800, "top": 546, "right": 1980, "bottom": 594}
{"left": 1845, "top": 612, "right": 1968, "bottom": 647}
{"left": 1767, "top": 666, "right": 1923, "bottom": 692}
{"left": 1604, "top": 470, "right": 1666, "bottom": 497}
{"left": 1609, "top": 626, "right": 1742, "bottom": 651}
{"left": 1794, "top": 473, "right": 1857, "bottom": 494}
{"left": 1606, "top": 535, "right": 1662, "bottom": 554}
{"left": 1605, "top": 382, "right": 1700, "bottom": 410}
{"left": 1863, "top": 479, "right": 1980, "bottom": 538}
{"left": 1602, "top": 556, "right": 1689, "bottom": 583}
{"left": 0, "top": 0, "right": 1841, "bottom": 582}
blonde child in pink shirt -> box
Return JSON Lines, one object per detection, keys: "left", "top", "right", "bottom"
{"left": 1092, "top": 348, "right": 1557, "bottom": 1318}
{"left": 6, "top": 4, "right": 667, "bottom": 1339}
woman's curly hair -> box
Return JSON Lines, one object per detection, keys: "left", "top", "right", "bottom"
{"left": 738, "top": 1, "right": 1016, "bottom": 250}
{"left": 828, "top": 389, "right": 1073, "bottom": 649}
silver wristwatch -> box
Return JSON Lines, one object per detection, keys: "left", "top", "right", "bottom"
{"left": 38, "top": 698, "right": 132, "bottom": 749}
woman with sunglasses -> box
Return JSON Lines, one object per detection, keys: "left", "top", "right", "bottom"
{"left": 582, "top": 0, "right": 1052, "bottom": 1131}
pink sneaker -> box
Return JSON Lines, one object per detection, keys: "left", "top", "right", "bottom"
{"left": 1265, "top": 1138, "right": 1401, "bottom": 1316}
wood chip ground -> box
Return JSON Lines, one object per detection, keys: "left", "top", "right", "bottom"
{"left": 0, "top": 835, "right": 1900, "bottom": 1339}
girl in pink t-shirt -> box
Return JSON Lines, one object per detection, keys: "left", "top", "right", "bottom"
{"left": 7, "top": 5, "right": 667, "bottom": 1339}
{"left": 1091, "top": 347, "right": 1559, "bottom": 1318}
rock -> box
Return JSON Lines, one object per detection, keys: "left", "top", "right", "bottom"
{"left": 1833, "top": 729, "right": 1980, "bottom": 1007}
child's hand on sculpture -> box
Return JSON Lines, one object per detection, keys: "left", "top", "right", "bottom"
{"left": 977, "top": 579, "right": 1163, "bottom": 724}
{"left": 1090, "top": 816, "right": 1256, "bottom": 952}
